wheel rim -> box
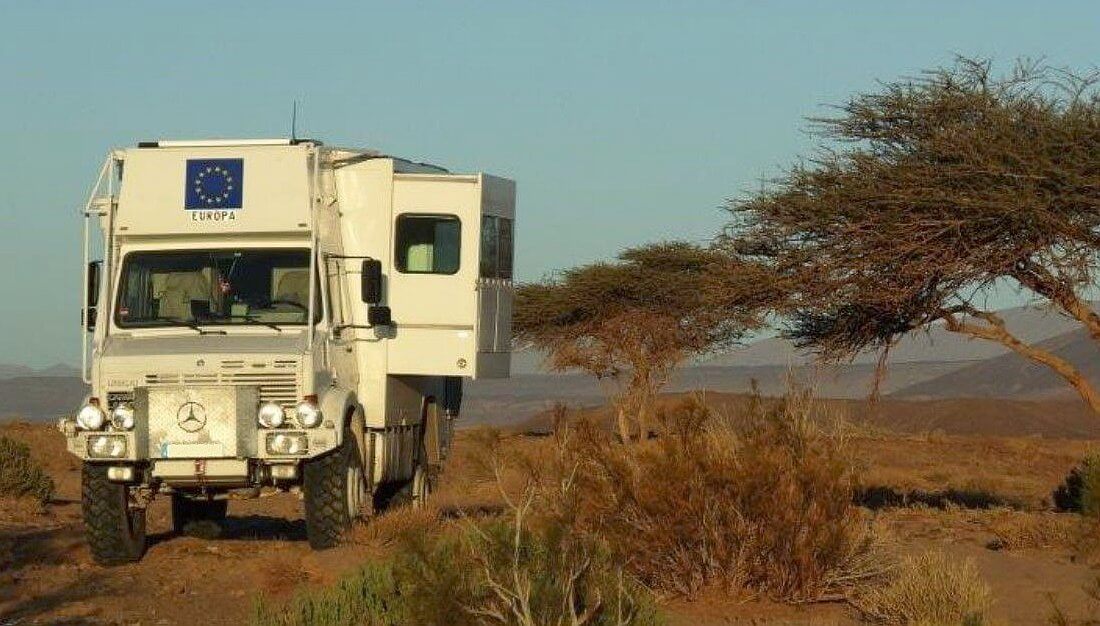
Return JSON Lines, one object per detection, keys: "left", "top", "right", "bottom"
{"left": 120, "top": 485, "right": 143, "bottom": 546}
{"left": 411, "top": 465, "right": 429, "bottom": 508}
{"left": 345, "top": 462, "right": 364, "bottom": 519}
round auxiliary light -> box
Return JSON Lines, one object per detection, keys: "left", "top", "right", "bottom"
{"left": 76, "top": 403, "right": 106, "bottom": 430}
{"left": 110, "top": 404, "right": 135, "bottom": 430}
{"left": 296, "top": 401, "right": 323, "bottom": 428}
{"left": 257, "top": 402, "right": 286, "bottom": 429}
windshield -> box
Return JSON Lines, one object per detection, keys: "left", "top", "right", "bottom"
{"left": 115, "top": 249, "right": 318, "bottom": 328}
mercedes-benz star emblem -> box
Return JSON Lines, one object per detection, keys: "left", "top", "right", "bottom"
{"left": 176, "top": 401, "right": 208, "bottom": 433}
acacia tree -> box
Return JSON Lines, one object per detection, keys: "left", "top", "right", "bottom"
{"left": 723, "top": 58, "right": 1100, "bottom": 411}
{"left": 514, "top": 242, "right": 778, "bottom": 440}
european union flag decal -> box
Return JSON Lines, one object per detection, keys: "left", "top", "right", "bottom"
{"left": 185, "top": 159, "right": 243, "bottom": 209}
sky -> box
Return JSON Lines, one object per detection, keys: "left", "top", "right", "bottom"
{"left": 1, "top": 1, "right": 1098, "bottom": 367}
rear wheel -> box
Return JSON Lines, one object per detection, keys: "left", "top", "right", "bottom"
{"left": 303, "top": 428, "right": 364, "bottom": 549}
{"left": 81, "top": 463, "right": 146, "bottom": 566}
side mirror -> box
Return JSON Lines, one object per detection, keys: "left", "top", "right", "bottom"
{"left": 361, "top": 259, "right": 383, "bottom": 304}
{"left": 85, "top": 261, "right": 101, "bottom": 332}
{"left": 368, "top": 305, "right": 392, "bottom": 327}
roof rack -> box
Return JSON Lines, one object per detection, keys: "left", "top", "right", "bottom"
{"left": 137, "top": 138, "right": 321, "bottom": 148}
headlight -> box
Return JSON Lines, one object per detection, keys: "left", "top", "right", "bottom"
{"left": 257, "top": 402, "right": 286, "bottom": 429}
{"left": 87, "top": 434, "right": 128, "bottom": 458}
{"left": 296, "top": 400, "right": 323, "bottom": 428}
{"left": 110, "top": 404, "right": 135, "bottom": 430}
{"left": 266, "top": 432, "right": 308, "bottom": 455}
{"left": 76, "top": 403, "right": 106, "bottom": 430}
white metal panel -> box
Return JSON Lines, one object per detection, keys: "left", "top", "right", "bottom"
{"left": 115, "top": 145, "right": 312, "bottom": 236}
{"left": 385, "top": 176, "right": 481, "bottom": 376}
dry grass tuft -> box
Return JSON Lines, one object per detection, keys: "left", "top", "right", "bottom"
{"left": 984, "top": 510, "right": 1080, "bottom": 551}
{"left": 854, "top": 550, "right": 992, "bottom": 625}
{"left": 351, "top": 505, "right": 443, "bottom": 546}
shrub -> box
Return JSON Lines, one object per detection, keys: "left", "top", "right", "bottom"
{"left": 0, "top": 435, "right": 54, "bottom": 504}
{"left": 535, "top": 391, "right": 885, "bottom": 601}
{"left": 252, "top": 562, "right": 400, "bottom": 626}
{"left": 253, "top": 497, "right": 663, "bottom": 626}
{"left": 1054, "top": 455, "right": 1100, "bottom": 516}
{"left": 854, "top": 551, "right": 992, "bottom": 626}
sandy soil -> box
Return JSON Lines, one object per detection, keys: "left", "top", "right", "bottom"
{"left": 2, "top": 413, "right": 1100, "bottom": 625}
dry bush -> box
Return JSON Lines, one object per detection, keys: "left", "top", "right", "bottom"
{"left": 254, "top": 464, "right": 663, "bottom": 626}
{"left": 854, "top": 550, "right": 992, "bottom": 626}
{"left": 523, "top": 391, "right": 886, "bottom": 602}
{"left": 0, "top": 435, "right": 54, "bottom": 504}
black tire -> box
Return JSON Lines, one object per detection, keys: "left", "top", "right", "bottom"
{"left": 81, "top": 463, "right": 146, "bottom": 566}
{"left": 171, "top": 495, "right": 228, "bottom": 534}
{"left": 303, "top": 430, "right": 363, "bottom": 550}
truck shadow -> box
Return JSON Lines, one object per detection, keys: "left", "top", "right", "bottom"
{"left": 148, "top": 514, "right": 307, "bottom": 546}
{"left": 0, "top": 570, "right": 112, "bottom": 625}
{"left": 0, "top": 524, "right": 81, "bottom": 579}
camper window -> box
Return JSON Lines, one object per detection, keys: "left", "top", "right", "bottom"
{"left": 395, "top": 214, "right": 461, "bottom": 275}
{"left": 479, "top": 216, "right": 514, "bottom": 280}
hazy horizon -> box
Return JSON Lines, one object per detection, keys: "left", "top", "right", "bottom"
{"left": 2, "top": 1, "right": 1098, "bottom": 367}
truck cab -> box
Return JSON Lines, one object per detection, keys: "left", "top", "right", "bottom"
{"left": 60, "top": 139, "right": 515, "bottom": 564}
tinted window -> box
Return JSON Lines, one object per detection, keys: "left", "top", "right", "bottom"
{"left": 480, "top": 215, "right": 514, "bottom": 280}
{"left": 395, "top": 214, "right": 461, "bottom": 274}
{"left": 499, "top": 218, "right": 514, "bottom": 280}
{"left": 480, "top": 215, "right": 499, "bottom": 278}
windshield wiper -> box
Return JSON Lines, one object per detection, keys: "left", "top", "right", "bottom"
{"left": 141, "top": 316, "right": 222, "bottom": 334}
{"left": 222, "top": 315, "right": 284, "bottom": 332}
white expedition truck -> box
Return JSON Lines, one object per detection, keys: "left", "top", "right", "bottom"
{"left": 58, "top": 139, "right": 515, "bottom": 564}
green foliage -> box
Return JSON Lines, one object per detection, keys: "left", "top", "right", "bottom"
{"left": 514, "top": 241, "right": 775, "bottom": 370}
{"left": 1054, "top": 454, "right": 1100, "bottom": 516}
{"left": 721, "top": 57, "right": 1100, "bottom": 410}
{"left": 252, "top": 562, "right": 400, "bottom": 626}
{"left": 0, "top": 435, "right": 54, "bottom": 504}
{"left": 514, "top": 241, "right": 779, "bottom": 439}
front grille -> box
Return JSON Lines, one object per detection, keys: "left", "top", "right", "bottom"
{"left": 143, "top": 360, "right": 300, "bottom": 408}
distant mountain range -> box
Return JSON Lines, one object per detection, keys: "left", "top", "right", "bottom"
{"left": 0, "top": 363, "right": 80, "bottom": 379}
{"left": 895, "top": 326, "right": 1100, "bottom": 401}
{"left": 2, "top": 303, "right": 1098, "bottom": 425}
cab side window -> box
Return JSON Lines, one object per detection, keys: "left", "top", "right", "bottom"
{"left": 395, "top": 214, "right": 461, "bottom": 275}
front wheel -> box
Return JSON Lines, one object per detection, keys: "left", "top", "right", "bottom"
{"left": 81, "top": 463, "right": 146, "bottom": 566}
{"left": 303, "top": 430, "right": 364, "bottom": 549}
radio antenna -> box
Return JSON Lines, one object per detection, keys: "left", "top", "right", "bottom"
{"left": 290, "top": 101, "right": 298, "bottom": 142}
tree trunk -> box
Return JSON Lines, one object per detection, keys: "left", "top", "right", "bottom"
{"left": 942, "top": 309, "right": 1100, "bottom": 414}
{"left": 614, "top": 404, "right": 632, "bottom": 444}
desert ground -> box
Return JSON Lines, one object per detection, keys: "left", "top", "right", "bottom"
{"left": 4, "top": 393, "right": 1100, "bottom": 625}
